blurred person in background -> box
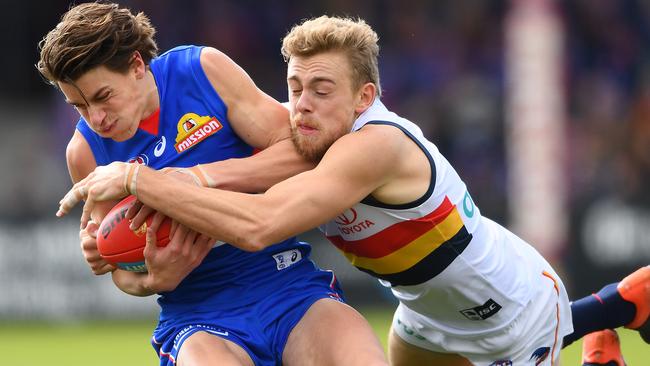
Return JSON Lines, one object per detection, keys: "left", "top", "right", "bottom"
{"left": 38, "top": 2, "right": 386, "bottom": 366}
{"left": 59, "top": 15, "right": 650, "bottom": 366}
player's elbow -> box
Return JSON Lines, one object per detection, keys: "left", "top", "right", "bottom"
{"left": 233, "top": 219, "right": 283, "bottom": 252}
{"left": 234, "top": 238, "right": 267, "bottom": 252}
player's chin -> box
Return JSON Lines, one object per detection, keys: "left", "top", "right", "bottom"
{"left": 105, "top": 124, "right": 136, "bottom": 142}
{"left": 108, "top": 130, "right": 131, "bottom": 142}
{"left": 295, "top": 142, "right": 327, "bottom": 163}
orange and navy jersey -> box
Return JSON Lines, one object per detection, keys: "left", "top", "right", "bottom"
{"left": 320, "top": 99, "right": 482, "bottom": 287}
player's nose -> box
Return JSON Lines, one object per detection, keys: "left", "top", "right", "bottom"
{"left": 295, "top": 92, "right": 313, "bottom": 114}
{"left": 88, "top": 105, "right": 107, "bottom": 128}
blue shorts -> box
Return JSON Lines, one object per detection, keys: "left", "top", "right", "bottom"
{"left": 150, "top": 257, "right": 344, "bottom": 366}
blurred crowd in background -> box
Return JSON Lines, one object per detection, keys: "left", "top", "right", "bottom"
{"left": 0, "top": 0, "right": 649, "bottom": 309}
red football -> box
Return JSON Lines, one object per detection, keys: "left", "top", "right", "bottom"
{"left": 97, "top": 195, "right": 171, "bottom": 272}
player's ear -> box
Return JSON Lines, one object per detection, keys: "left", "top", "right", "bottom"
{"left": 131, "top": 51, "right": 146, "bottom": 79}
{"left": 355, "top": 82, "right": 376, "bottom": 114}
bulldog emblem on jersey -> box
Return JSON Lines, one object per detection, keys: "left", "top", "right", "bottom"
{"left": 174, "top": 113, "right": 222, "bottom": 153}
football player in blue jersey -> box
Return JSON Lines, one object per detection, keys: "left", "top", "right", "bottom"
{"left": 39, "top": 3, "right": 386, "bottom": 366}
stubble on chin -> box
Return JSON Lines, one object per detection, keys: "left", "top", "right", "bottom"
{"left": 290, "top": 126, "right": 326, "bottom": 163}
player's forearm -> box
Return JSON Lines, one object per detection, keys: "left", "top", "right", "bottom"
{"left": 201, "top": 139, "right": 315, "bottom": 193}
{"left": 135, "top": 167, "right": 275, "bottom": 251}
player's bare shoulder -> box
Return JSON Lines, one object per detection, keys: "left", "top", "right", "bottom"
{"left": 198, "top": 46, "right": 289, "bottom": 149}
{"left": 66, "top": 130, "right": 97, "bottom": 183}
{"left": 354, "top": 123, "right": 431, "bottom": 204}
{"left": 198, "top": 47, "right": 250, "bottom": 105}
{"left": 350, "top": 123, "right": 410, "bottom": 164}
{"left": 357, "top": 122, "right": 409, "bottom": 144}
{"left": 198, "top": 47, "right": 231, "bottom": 78}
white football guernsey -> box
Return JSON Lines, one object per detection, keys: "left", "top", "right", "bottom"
{"left": 319, "top": 99, "right": 572, "bottom": 358}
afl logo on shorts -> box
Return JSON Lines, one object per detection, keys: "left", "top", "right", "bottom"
{"left": 335, "top": 208, "right": 357, "bottom": 225}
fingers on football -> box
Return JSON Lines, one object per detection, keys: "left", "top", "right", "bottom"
{"left": 93, "top": 262, "right": 116, "bottom": 275}
{"left": 80, "top": 224, "right": 99, "bottom": 256}
{"left": 143, "top": 227, "right": 158, "bottom": 257}
{"left": 196, "top": 233, "right": 212, "bottom": 245}
{"left": 194, "top": 234, "right": 215, "bottom": 260}
{"left": 170, "top": 224, "right": 189, "bottom": 247}
{"left": 83, "top": 250, "right": 106, "bottom": 269}
{"left": 80, "top": 235, "right": 97, "bottom": 251}
{"left": 80, "top": 243, "right": 110, "bottom": 274}
{"left": 149, "top": 211, "right": 166, "bottom": 233}
{"left": 79, "top": 221, "right": 98, "bottom": 242}
{"left": 182, "top": 230, "right": 198, "bottom": 256}
{"left": 85, "top": 221, "right": 99, "bottom": 238}
{"left": 125, "top": 199, "right": 144, "bottom": 220}
{"left": 129, "top": 204, "right": 155, "bottom": 230}
{"left": 170, "top": 220, "right": 178, "bottom": 239}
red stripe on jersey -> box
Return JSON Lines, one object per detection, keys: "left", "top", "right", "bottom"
{"left": 138, "top": 108, "right": 160, "bottom": 136}
{"left": 327, "top": 196, "right": 456, "bottom": 258}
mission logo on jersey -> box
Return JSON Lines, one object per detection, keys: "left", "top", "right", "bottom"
{"left": 174, "top": 112, "right": 223, "bottom": 153}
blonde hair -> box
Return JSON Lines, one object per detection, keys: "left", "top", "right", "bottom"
{"left": 282, "top": 15, "right": 381, "bottom": 97}
{"left": 37, "top": 2, "right": 158, "bottom": 86}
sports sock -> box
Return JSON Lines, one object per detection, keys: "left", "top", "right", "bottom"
{"left": 562, "top": 283, "right": 636, "bottom": 347}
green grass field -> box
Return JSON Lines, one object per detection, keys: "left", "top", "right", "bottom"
{"left": 1, "top": 308, "right": 647, "bottom": 365}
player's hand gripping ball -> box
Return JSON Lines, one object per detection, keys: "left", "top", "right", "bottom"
{"left": 97, "top": 195, "right": 171, "bottom": 272}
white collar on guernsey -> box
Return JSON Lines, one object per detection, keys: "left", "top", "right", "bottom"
{"left": 351, "top": 98, "right": 398, "bottom": 132}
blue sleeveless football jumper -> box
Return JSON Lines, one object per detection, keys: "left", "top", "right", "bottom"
{"left": 77, "top": 45, "right": 344, "bottom": 366}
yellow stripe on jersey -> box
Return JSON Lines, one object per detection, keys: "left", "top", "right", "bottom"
{"left": 340, "top": 206, "right": 465, "bottom": 274}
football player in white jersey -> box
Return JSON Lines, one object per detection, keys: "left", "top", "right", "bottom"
{"left": 59, "top": 15, "right": 649, "bottom": 366}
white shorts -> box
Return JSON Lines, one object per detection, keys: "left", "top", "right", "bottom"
{"left": 392, "top": 268, "right": 572, "bottom": 365}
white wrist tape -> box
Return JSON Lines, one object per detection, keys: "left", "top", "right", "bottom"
{"left": 172, "top": 164, "right": 216, "bottom": 187}
{"left": 189, "top": 164, "right": 216, "bottom": 188}
{"left": 124, "top": 163, "right": 141, "bottom": 195}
